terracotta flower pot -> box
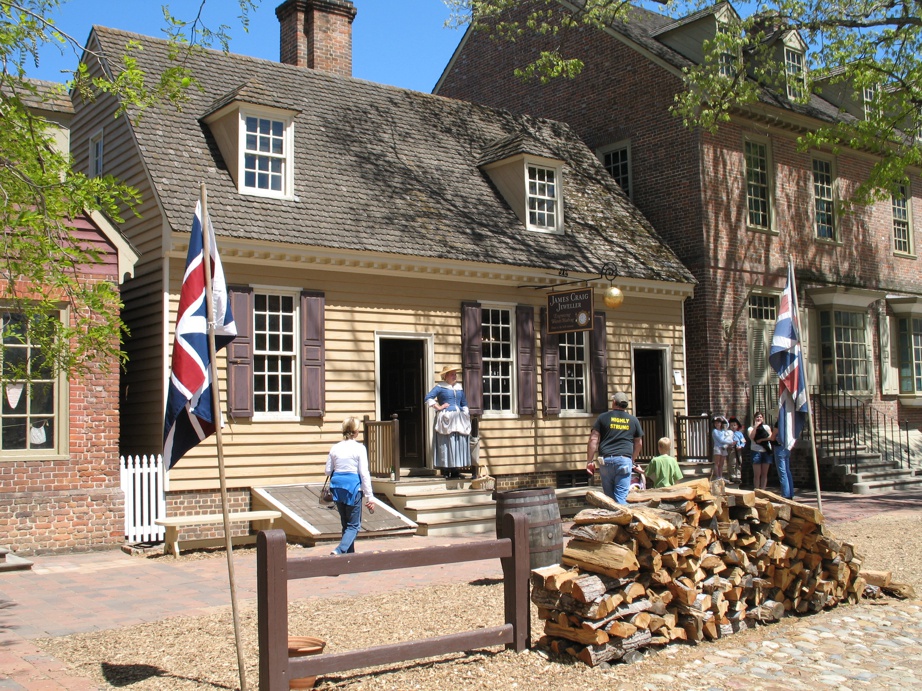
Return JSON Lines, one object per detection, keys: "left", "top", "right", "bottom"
{"left": 288, "top": 636, "right": 326, "bottom": 690}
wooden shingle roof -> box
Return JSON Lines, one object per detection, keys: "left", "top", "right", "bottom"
{"left": 90, "top": 26, "right": 694, "bottom": 285}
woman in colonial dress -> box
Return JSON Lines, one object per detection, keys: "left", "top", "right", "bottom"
{"left": 424, "top": 365, "right": 471, "bottom": 478}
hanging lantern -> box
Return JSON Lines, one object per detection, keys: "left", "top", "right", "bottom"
{"left": 604, "top": 285, "right": 624, "bottom": 309}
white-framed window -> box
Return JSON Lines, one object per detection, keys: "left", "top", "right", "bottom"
{"left": 239, "top": 110, "right": 293, "bottom": 199}
{"left": 748, "top": 293, "right": 778, "bottom": 321}
{"left": 897, "top": 316, "right": 922, "bottom": 394}
{"left": 88, "top": 129, "right": 104, "bottom": 178}
{"left": 481, "top": 305, "right": 516, "bottom": 412}
{"left": 863, "top": 85, "right": 879, "bottom": 120}
{"left": 559, "top": 330, "right": 588, "bottom": 412}
{"left": 526, "top": 162, "right": 561, "bottom": 232}
{"left": 784, "top": 47, "right": 805, "bottom": 100}
{"left": 812, "top": 156, "right": 836, "bottom": 240}
{"left": 892, "top": 183, "right": 913, "bottom": 255}
{"left": 819, "top": 309, "right": 870, "bottom": 392}
{"left": 253, "top": 291, "right": 297, "bottom": 417}
{"left": 1, "top": 311, "right": 64, "bottom": 455}
{"left": 597, "top": 141, "right": 631, "bottom": 197}
{"left": 716, "top": 22, "right": 738, "bottom": 78}
{"left": 744, "top": 138, "right": 772, "bottom": 230}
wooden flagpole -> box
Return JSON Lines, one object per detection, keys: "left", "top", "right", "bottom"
{"left": 788, "top": 256, "right": 823, "bottom": 514}
{"left": 200, "top": 182, "right": 249, "bottom": 691}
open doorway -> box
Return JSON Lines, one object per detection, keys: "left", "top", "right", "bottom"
{"left": 632, "top": 347, "right": 671, "bottom": 460}
{"left": 378, "top": 338, "right": 427, "bottom": 470}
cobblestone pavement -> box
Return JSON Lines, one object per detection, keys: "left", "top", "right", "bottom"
{"left": 1, "top": 489, "right": 920, "bottom": 690}
{"left": 623, "top": 600, "right": 922, "bottom": 690}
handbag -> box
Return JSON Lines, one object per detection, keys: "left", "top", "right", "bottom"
{"left": 319, "top": 476, "right": 334, "bottom": 504}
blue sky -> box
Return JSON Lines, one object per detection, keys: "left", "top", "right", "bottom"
{"left": 25, "top": 0, "right": 463, "bottom": 94}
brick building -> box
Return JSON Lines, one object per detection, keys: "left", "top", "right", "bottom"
{"left": 436, "top": 2, "right": 922, "bottom": 481}
{"left": 0, "top": 81, "right": 139, "bottom": 554}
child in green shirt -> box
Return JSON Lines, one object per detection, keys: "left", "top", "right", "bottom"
{"left": 645, "top": 437, "right": 683, "bottom": 488}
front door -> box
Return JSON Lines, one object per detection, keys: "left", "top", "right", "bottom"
{"left": 379, "top": 339, "right": 426, "bottom": 469}
{"left": 633, "top": 348, "right": 666, "bottom": 460}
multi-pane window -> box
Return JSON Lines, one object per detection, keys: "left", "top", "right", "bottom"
{"left": 243, "top": 115, "right": 287, "bottom": 194}
{"left": 558, "top": 331, "right": 587, "bottom": 412}
{"left": 863, "top": 85, "right": 879, "bottom": 120}
{"left": 481, "top": 307, "right": 514, "bottom": 412}
{"left": 813, "top": 158, "right": 835, "bottom": 240}
{"left": 748, "top": 294, "right": 778, "bottom": 321}
{"left": 1, "top": 312, "right": 58, "bottom": 453}
{"left": 897, "top": 317, "right": 922, "bottom": 394}
{"left": 602, "top": 146, "right": 630, "bottom": 196}
{"left": 253, "top": 293, "right": 296, "bottom": 414}
{"left": 527, "top": 165, "right": 558, "bottom": 231}
{"left": 716, "top": 23, "right": 736, "bottom": 78}
{"left": 89, "top": 130, "right": 103, "bottom": 178}
{"left": 745, "top": 140, "right": 771, "bottom": 229}
{"left": 820, "top": 309, "right": 869, "bottom": 392}
{"left": 892, "top": 184, "right": 912, "bottom": 254}
{"left": 784, "top": 47, "right": 805, "bottom": 100}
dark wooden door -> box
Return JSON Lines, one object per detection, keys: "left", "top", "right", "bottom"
{"left": 633, "top": 348, "right": 665, "bottom": 460}
{"left": 379, "top": 340, "right": 426, "bottom": 468}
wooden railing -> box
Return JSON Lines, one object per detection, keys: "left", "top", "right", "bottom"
{"left": 363, "top": 414, "right": 400, "bottom": 478}
{"left": 674, "top": 413, "right": 711, "bottom": 463}
{"left": 636, "top": 416, "right": 663, "bottom": 461}
{"left": 257, "top": 513, "right": 531, "bottom": 690}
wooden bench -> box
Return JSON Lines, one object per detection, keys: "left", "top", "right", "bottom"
{"left": 155, "top": 510, "right": 282, "bottom": 557}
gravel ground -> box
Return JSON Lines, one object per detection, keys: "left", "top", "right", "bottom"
{"left": 36, "top": 510, "right": 922, "bottom": 690}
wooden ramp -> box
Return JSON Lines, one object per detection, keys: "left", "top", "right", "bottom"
{"left": 251, "top": 484, "right": 417, "bottom": 545}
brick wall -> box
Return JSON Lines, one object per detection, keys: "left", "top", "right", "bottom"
{"left": 0, "top": 276, "right": 124, "bottom": 555}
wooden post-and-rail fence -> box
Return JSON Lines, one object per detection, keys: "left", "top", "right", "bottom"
{"left": 257, "top": 512, "right": 531, "bottom": 690}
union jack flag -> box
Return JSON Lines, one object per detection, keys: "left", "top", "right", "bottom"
{"left": 163, "top": 201, "right": 236, "bottom": 469}
{"left": 769, "top": 262, "right": 807, "bottom": 452}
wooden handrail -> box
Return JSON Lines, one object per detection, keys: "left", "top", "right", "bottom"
{"left": 257, "top": 512, "right": 531, "bottom": 690}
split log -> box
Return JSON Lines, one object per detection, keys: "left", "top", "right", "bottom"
{"left": 861, "top": 569, "right": 891, "bottom": 587}
{"left": 575, "top": 630, "right": 653, "bottom": 667}
{"left": 545, "top": 620, "right": 609, "bottom": 646}
{"left": 563, "top": 539, "right": 640, "bottom": 577}
{"left": 882, "top": 582, "right": 917, "bottom": 599}
{"left": 567, "top": 573, "right": 633, "bottom": 603}
{"left": 530, "top": 564, "right": 579, "bottom": 591}
{"left": 572, "top": 506, "right": 633, "bottom": 526}
{"left": 746, "top": 599, "right": 784, "bottom": 622}
{"left": 724, "top": 487, "right": 756, "bottom": 507}
{"left": 567, "top": 523, "right": 626, "bottom": 544}
{"left": 755, "top": 489, "right": 824, "bottom": 525}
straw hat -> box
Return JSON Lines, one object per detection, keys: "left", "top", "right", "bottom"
{"left": 438, "top": 365, "right": 461, "bottom": 379}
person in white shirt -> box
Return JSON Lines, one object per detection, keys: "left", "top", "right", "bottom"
{"left": 325, "top": 417, "right": 375, "bottom": 555}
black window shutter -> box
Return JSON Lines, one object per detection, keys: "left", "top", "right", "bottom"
{"left": 227, "top": 286, "right": 254, "bottom": 418}
{"left": 590, "top": 310, "right": 608, "bottom": 414}
{"left": 461, "top": 301, "right": 483, "bottom": 415}
{"left": 300, "top": 291, "right": 326, "bottom": 418}
{"left": 540, "top": 307, "right": 560, "bottom": 416}
{"left": 516, "top": 305, "right": 536, "bottom": 416}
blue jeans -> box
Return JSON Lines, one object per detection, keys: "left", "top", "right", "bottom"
{"left": 599, "top": 456, "right": 633, "bottom": 504}
{"left": 333, "top": 493, "right": 363, "bottom": 554}
{"left": 775, "top": 448, "right": 794, "bottom": 499}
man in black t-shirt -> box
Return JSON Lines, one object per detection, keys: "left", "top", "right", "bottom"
{"left": 586, "top": 391, "right": 644, "bottom": 504}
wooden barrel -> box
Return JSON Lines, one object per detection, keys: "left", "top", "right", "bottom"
{"left": 493, "top": 487, "right": 563, "bottom": 569}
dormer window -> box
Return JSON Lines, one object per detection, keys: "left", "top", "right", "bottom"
{"left": 527, "top": 164, "right": 559, "bottom": 231}
{"left": 88, "top": 129, "right": 104, "bottom": 178}
{"left": 201, "top": 94, "right": 297, "bottom": 201}
{"left": 240, "top": 111, "right": 292, "bottom": 198}
{"left": 716, "top": 23, "right": 738, "bottom": 78}
{"left": 863, "top": 85, "right": 879, "bottom": 120}
{"left": 784, "top": 47, "right": 805, "bottom": 100}
{"left": 478, "top": 138, "right": 565, "bottom": 234}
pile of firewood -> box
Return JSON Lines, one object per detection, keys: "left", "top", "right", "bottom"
{"left": 532, "top": 478, "right": 868, "bottom": 667}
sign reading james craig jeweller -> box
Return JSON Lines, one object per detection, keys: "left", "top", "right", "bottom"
{"left": 547, "top": 288, "right": 594, "bottom": 334}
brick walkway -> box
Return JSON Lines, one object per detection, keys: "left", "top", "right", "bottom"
{"left": 1, "top": 489, "right": 920, "bottom": 689}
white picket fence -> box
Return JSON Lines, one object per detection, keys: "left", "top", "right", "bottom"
{"left": 119, "top": 454, "right": 168, "bottom": 543}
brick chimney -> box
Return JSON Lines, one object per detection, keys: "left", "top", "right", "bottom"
{"left": 275, "top": 0, "right": 357, "bottom": 77}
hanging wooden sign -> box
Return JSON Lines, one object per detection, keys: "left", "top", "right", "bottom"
{"left": 547, "top": 288, "right": 594, "bottom": 334}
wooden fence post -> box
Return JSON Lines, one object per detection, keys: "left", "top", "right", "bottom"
{"left": 501, "top": 511, "right": 531, "bottom": 652}
{"left": 258, "top": 529, "right": 289, "bottom": 691}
